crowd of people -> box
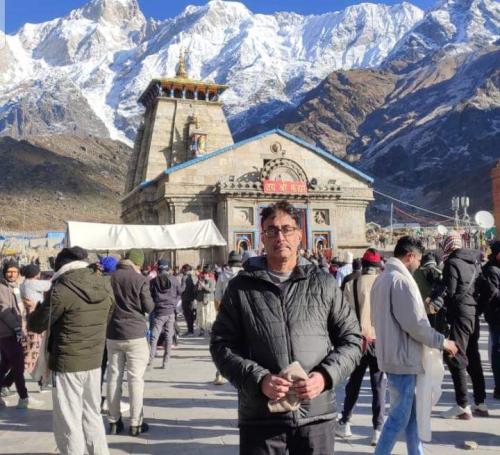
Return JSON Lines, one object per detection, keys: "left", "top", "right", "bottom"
{"left": 0, "top": 199, "right": 499, "bottom": 455}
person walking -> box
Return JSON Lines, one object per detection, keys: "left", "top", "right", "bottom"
{"left": 441, "top": 233, "right": 488, "bottom": 419}
{"left": 107, "top": 249, "right": 154, "bottom": 436}
{"left": 0, "top": 260, "right": 31, "bottom": 409}
{"left": 27, "top": 247, "right": 114, "bottom": 455}
{"left": 148, "top": 259, "right": 181, "bottom": 369}
{"left": 180, "top": 265, "right": 197, "bottom": 336}
{"left": 210, "top": 200, "right": 362, "bottom": 455}
{"left": 336, "top": 248, "right": 386, "bottom": 446}
{"left": 371, "top": 236, "right": 458, "bottom": 455}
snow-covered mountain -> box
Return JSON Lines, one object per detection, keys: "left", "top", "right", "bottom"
{"left": 0, "top": 0, "right": 424, "bottom": 143}
{"left": 385, "top": 0, "right": 500, "bottom": 70}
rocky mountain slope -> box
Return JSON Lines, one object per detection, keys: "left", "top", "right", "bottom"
{"left": 0, "top": 0, "right": 424, "bottom": 142}
{"left": 247, "top": 0, "right": 500, "bottom": 215}
{"left": 0, "top": 135, "right": 132, "bottom": 230}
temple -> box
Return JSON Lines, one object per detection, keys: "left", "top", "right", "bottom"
{"left": 122, "top": 51, "right": 374, "bottom": 265}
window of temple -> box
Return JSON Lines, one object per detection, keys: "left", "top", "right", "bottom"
{"left": 197, "top": 91, "right": 206, "bottom": 101}
{"left": 185, "top": 90, "right": 195, "bottom": 100}
{"left": 173, "top": 88, "right": 183, "bottom": 99}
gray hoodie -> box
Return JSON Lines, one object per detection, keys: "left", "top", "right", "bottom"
{"left": 371, "top": 257, "right": 444, "bottom": 375}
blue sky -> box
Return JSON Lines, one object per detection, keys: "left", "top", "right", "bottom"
{"left": 4, "top": 0, "right": 436, "bottom": 34}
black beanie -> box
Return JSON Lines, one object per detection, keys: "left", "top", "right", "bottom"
{"left": 22, "top": 264, "right": 40, "bottom": 279}
{"left": 54, "top": 246, "right": 88, "bottom": 271}
{"left": 2, "top": 259, "right": 19, "bottom": 277}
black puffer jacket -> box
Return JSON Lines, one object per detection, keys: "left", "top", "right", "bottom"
{"left": 210, "top": 256, "right": 362, "bottom": 427}
{"left": 481, "top": 260, "right": 500, "bottom": 325}
{"left": 443, "top": 249, "right": 482, "bottom": 308}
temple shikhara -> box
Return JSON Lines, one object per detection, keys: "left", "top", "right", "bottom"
{"left": 122, "top": 51, "right": 374, "bottom": 265}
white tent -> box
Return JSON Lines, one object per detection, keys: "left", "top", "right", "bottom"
{"left": 65, "top": 220, "right": 227, "bottom": 251}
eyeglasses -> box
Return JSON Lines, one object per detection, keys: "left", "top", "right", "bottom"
{"left": 263, "top": 226, "right": 298, "bottom": 238}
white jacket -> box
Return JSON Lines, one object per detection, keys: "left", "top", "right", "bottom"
{"left": 371, "top": 257, "right": 444, "bottom": 374}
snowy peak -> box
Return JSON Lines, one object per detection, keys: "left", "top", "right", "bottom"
{"left": 80, "top": 0, "right": 145, "bottom": 26}
{"left": 386, "top": 0, "right": 500, "bottom": 67}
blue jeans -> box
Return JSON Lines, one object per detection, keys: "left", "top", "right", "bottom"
{"left": 374, "top": 374, "right": 423, "bottom": 455}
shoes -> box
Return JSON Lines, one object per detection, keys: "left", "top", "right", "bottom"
{"left": 0, "top": 397, "right": 6, "bottom": 408}
{"left": 335, "top": 421, "right": 352, "bottom": 438}
{"left": 471, "top": 403, "right": 489, "bottom": 417}
{"left": 108, "top": 417, "right": 124, "bottom": 435}
{"left": 214, "top": 372, "right": 225, "bottom": 385}
{"left": 441, "top": 405, "right": 472, "bottom": 420}
{"left": 198, "top": 329, "right": 205, "bottom": 336}
{"left": 0, "top": 387, "right": 13, "bottom": 398}
{"left": 39, "top": 385, "right": 51, "bottom": 393}
{"left": 129, "top": 421, "right": 149, "bottom": 436}
{"left": 16, "top": 398, "right": 29, "bottom": 409}
{"left": 161, "top": 361, "right": 167, "bottom": 369}
{"left": 371, "top": 429, "right": 381, "bottom": 446}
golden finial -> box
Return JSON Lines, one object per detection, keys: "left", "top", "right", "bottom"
{"left": 176, "top": 48, "right": 188, "bottom": 78}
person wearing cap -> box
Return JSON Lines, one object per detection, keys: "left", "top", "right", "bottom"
{"left": 148, "top": 259, "right": 181, "bottom": 369}
{"left": 212, "top": 251, "right": 243, "bottom": 385}
{"left": 210, "top": 200, "right": 362, "bottom": 454}
{"left": 336, "top": 248, "right": 386, "bottom": 446}
{"left": 0, "top": 260, "right": 32, "bottom": 409}
{"left": 106, "top": 248, "right": 154, "bottom": 436}
{"left": 440, "top": 232, "right": 488, "bottom": 419}
{"left": 480, "top": 240, "right": 500, "bottom": 399}
{"left": 27, "top": 246, "right": 115, "bottom": 454}
{"left": 195, "top": 264, "right": 216, "bottom": 336}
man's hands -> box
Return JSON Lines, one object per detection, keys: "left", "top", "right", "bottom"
{"left": 294, "top": 372, "right": 326, "bottom": 400}
{"left": 261, "top": 372, "right": 327, "bottom": 402}
{"left": 443, "top": 339, "right": 458, "bottom": 357}
{"left": 261, "top": 374, "right": 292, "bottom": 401}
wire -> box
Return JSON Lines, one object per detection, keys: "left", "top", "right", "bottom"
{"left": 373, "top": 189, "right": 455, "bottom": 221}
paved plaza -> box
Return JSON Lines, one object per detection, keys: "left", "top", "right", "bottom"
{"left": 1, "top": 322, "right": 499, "bottom": 454}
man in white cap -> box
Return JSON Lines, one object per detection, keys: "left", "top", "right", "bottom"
{"left": 336, "top": 251, "right": 354, "bottom": 287}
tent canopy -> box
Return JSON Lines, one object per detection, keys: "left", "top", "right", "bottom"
{"left": 65, "top": 220, "right": 227, "bottom": 251}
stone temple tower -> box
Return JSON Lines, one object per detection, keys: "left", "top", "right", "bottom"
{"left": 125, "top": 50, "right": 234, "bottom": 192}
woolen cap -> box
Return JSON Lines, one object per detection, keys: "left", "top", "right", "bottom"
{"left": 228, "top": 251, "right": 242, "bottom": 265}
{"left": 362, "top": 249, "right": 381, "bottom": 268}
{"left": 126, "top": 249, "right": 145, "bottom": 268}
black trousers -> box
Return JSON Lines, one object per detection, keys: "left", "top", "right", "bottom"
{"left": 182, "top": 300, "right": 196, "bottom": 333}
{"left": 340, "top": 349, "right": 387, "bottom": 430}
{"left": 444, "top": 308, "right": 486, "bottom": 407}
{"left": 240, "top": 420, "right": 335, "bottom": 455}
{"left": 0, "top": 336, "right": 28, "bottom": 399}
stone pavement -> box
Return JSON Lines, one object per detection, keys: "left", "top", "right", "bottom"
{"left": 1, "top": 322, "right": 499, "bottom": 454}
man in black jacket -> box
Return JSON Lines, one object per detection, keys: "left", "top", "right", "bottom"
{"left": 180, "top": 265, "right": 197, "bottom": 336}
{"left": 441, "top": 233, "right": 488, "bottom": 419}
{"left": 106, "top": 249, "right": 154, "bottom": 436}
{"left": 148, "top": 259, "right": 181, "bottom": 369}
{"left": 481, "top": 240, "right": 500, "bottom": 399}
{"left": 210, "top": 201, "right": 362, "bottom": 455}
